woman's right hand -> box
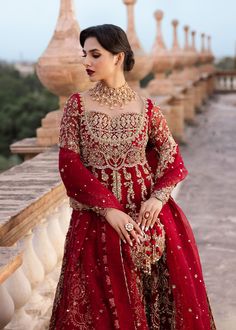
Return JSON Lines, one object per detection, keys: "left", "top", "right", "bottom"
{"left": 105, "top": 208, "right": 144, "bottom": 246}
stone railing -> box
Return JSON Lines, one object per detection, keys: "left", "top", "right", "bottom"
{"left": 215, "top": 71, "right": 236, "bottom": 92}
{"left": 0, "top": 147, "right": 71, "bottom": 329}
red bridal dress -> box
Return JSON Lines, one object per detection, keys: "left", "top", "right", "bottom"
{"left": 49, "top": 93, "right": 216, "bottom": 330}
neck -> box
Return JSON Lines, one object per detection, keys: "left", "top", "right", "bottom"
{"left": 101, "top": 72, "right": 126, "bottom": 88}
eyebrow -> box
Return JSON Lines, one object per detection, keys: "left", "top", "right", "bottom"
{"left": 83, "top": 48, "right": 101, "bottom": 54}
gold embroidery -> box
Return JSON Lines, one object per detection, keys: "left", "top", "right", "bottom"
{"left": 149, "top": 106, "right": 177, "bottom": 180}
{"left": 123, "top": 167, "right": 136, "bottom": 212}
{"left": 49, "top": 221, "right": 94, "bottom": 329}
{"left": 130, "top": 217, "right": 165, "bottom": 275}
{"left": 69, "top": 197, "right": 107, "bottom": 216}
{"left": 135, "top": 165, "right": 148, "bottom": 201}
{"left": 59, "top": 94, "right": 80, "bottom": 154}
{"left": 111, "top": 170, "right": 122, "bottom": 202}
{"left": 141, "top": 254, "right": 176, "bottom": 329}
{"left": 79, "top": 97, "right": 149, "bottom": 171}
{"left": 151, "top": 185, "right": 175, "bottom": 205}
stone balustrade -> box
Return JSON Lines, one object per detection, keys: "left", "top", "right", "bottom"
{"left": 0, "top": 147, "right": 71, "bottom": 329}
{"left": 215, "top": 71, "right": 236, "bottom": 92}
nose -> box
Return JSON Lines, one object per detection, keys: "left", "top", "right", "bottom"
{"left": 83, "top": 55, "right": 91, "bottom": 68}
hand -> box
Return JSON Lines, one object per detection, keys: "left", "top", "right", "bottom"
{"left": 105, "top": 208, "right": 144, "bottom": 247}
{"left": 138, "top": 197, "right": 163, "bottom": 232}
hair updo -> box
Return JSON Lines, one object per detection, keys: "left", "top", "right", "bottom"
{"left": 80, "top": 24, "right": 135, "bottom": 72}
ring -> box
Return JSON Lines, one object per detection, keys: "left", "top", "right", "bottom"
{"left": 125, "top": 222, "right": 134, "bottom": 232}
{"left": 143, "top": 211, "right": 151, "bottom": 219}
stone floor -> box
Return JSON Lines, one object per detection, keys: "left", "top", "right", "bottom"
{"left": 176, "top": 93, "right": 236, "bottom": 330}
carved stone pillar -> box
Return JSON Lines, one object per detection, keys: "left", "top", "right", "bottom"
{"left": 122, "top": 0, "right": 153, "bottom": 95}
{"left": 168, "top": 96, "right": 186, "bottom": 144}
{"left": 36, "top": 0, "right": 93, "bottom": 147}
{"left": 147, "top": 10, "right": 174, "bottom": 96}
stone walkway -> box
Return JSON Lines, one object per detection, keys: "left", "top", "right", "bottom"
{"left": 176, "top": 94, "right": 236, "bottom": 330}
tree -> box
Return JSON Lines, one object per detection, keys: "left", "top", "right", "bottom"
{"left": 0, "top": 62, "right": 58, "bottom": 170}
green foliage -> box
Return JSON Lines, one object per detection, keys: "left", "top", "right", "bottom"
{"left": 140, "top": 72, "right": 155, "bottom": 88}
{"left": 0, "top": 154, "right": 21, "bottom": 173}
{"left": 0, "top": 62, "right": 58, "bottom": 170}
{"left": 215, "top": 57, "right": 236, "bottom": 71}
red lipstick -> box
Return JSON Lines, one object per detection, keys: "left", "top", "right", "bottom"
{"left": 86, "top": 69, "right": 95, "bottom": 76}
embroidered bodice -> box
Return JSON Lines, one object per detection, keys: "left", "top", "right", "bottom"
{"left": 80, "top": 110, "right": 148, "bottom": 170}
{"left": 59, "top": 93, "right": 185, "bottom": 217}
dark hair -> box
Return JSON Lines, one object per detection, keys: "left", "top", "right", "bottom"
{"left": 80, "top": 24, "right": 135, "bottom": 72}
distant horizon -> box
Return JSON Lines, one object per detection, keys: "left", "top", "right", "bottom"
{"left": 0, "top": 55, "right": 234, "bottom": 65}
{"left": 0, "top": 0, "right": 236, "bottom": 61}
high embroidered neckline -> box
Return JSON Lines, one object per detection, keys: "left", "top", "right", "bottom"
{"left": 80, "top": 93, "right": 148, "bottom": 121}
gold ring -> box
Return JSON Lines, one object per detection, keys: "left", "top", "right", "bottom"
{"left": 125, "top": 222, "right": 134, "bottom": 232}
{"left": 143, "top": 211, "right": 151, "bottom": 220}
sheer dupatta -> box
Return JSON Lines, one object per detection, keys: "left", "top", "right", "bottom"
{"left": 55, "top": 93, "right": 215, "bottom": 329}
{"left": 146, "top": 102, "right": 215, "bottom": 329}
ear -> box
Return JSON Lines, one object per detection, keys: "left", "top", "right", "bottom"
{"left": 115, "top": 52, "right": 125, "bottom": 66}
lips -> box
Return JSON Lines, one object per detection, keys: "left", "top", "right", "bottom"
{"left": 86, "top": 69, "right": 95, "bottom": 76}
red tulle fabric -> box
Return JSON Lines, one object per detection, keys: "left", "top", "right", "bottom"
{"left": 49, "top": 94, "right": 215, "bottom": 330}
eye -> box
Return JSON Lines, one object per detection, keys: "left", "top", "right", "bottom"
{"left": 81, "top": 55, "right": 87, "bottom": 58}
{"left": 93, "top": 54, "right": 101, "bottom": 58}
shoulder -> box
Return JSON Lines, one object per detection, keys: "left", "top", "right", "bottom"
{"left": 146, "top": 98, "right": 164, "bottom": 122}
{"left": 63, "top": 92, "right": 83, "bottom": 116}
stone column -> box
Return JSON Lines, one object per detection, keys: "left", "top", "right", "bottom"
{"left": 205, "top": 36, "right": 215, "bottom": 94}
{"left": 168, "top": 95, "right": 186, "bottom": 144}
{"left": 147, "top": 10, "right": 174, "bottom": 96}
{"left": 122, "top": 0, "right": 153, "bottom": 95}
{"left": 170, "top": 20, "right": 185, "bottom": 84}
{"left": 36, "top": 0, "right": 93, "bottom": 147}
{"left": 198, "top": 33, "right": 209, "bottom": 102}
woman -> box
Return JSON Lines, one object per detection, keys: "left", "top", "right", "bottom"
{"left": 49, "top": 24, "right": 216, "bottom": 330}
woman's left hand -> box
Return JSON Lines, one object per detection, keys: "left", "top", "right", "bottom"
{"left": 137, "top": 197, "right": 163, "bottom": 232}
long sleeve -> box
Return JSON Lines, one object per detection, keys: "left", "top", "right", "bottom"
{"left": 58, "top": 94, "right": 123, "bottom": 212}
{"left": 148, "top": 103, "right": 188, "bottom": 205}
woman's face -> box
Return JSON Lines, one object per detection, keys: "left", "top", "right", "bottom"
{"left": 82, "top": 37, "right": 121, "bottom": 82}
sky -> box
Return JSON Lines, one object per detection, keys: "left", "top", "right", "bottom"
{"left": 0, "top": 0, "right": 235, "bottom": 62}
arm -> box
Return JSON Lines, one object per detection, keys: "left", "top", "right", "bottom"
{"left": 149, "top": 103, "right": 188, "bottom": 205}
{"left": 58, "top": 93, "right": 122, "bottom": 212}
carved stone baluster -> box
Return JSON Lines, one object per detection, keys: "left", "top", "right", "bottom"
{"left": 33, "top": 221, "right": 57, "bottom": 276}
{"left": 0, "top": 283, "right": 15, "bottom": 329}
{"left": 4, "top": 267, "right": 32, "bottom": 330}
{"left": 47, "top": 209, "right": 65, "bottom": 261}
{"left": 58, "top": 201, "right": 71, "bottom": 235}
{"left": 22, "top": 232, "right": 46, "bottom": 316}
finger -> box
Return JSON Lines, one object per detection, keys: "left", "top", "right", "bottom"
{"left": 150, "top": 210, "right": 159, "bottom": 228}
{"left": 129, "top": 230, "right": 141, "bottom": 245}
{"left": 140, "top": 209, "right": 152, "bottom": 232}
{"left": 145, "top": 217, "right": 154, "bottom": 232}
{"left": 139, "top": 207, "right": 147, "bottom": 230}
{"left": 150, "top": 217, "right": 156, "bottom": 229}
{"left": 151, "top": 210, "right": 160, "bottom": 227}
{"left": 120, "top": 227, "right": 133, "bottom": 247}
{"left": 117, "top": 228, "right": 127, "bottom": 244}
{"left": 144, "top": 207, "right": 156, "bottom": 231}
{"left": 137, "top": 202, "right": 147, "bottom": 225}
{"left": 131, "top": 219, "right": 144, "bottom": 237}
{"left": 125, "top": 214, "right": 144, "bottom": 236}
